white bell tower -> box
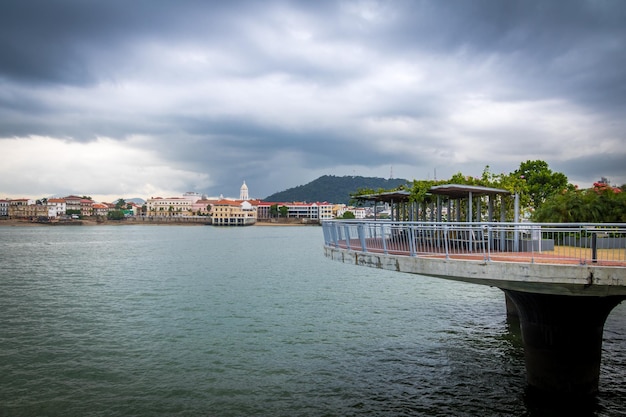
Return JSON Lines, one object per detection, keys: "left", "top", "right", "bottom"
{"left": 240, "top": 181, "right": 249, "bottom": 201}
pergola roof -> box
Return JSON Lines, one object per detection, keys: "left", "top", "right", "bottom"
{"left": 353, "top": 190, "right": 411, "bottom": 203}
{"left": 428, "top": 184, "right": 510, "bottom": 199}
{"left": 353, "top": 184, "right": 511, "bottom": 203}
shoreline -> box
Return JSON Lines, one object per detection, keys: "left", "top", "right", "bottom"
{"left": 0, "top": 219, "right": 320, "bottom": 227}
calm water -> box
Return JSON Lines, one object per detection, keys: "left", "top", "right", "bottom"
{"left": 0, "top": 225, "right": 624, "bottom": 417}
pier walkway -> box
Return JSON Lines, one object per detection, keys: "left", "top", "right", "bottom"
{"left": 322, "top": 220, "right": 626, "bottom": 397}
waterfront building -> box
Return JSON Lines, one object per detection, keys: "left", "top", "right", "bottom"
{"left": 63, "top": 195, "right": 83, "bottom": 213}
{"left": 92, "top": 203, "right": 110, "bottom": 217}
{"left": 47, "top": 198, "right": 67, "bottom": 218}
{"left": 80, "top": 199, "right": 94, "bottom": 217}
{"left": 192, "top": 199, "right": 218, "bottom": 216}
{"left": 146, "top": 196, "right": 193, "bottom": 216}
{"left": 210, "top": 199, "right": 257, "bottom": 226}
{"left": 8, "top": 199, "right": 48, "bottom": 219}
{"left": 0, "top": 200, "right": 8, "bottom": 217}
{"left": 256, "top": 201, "right": 334, "bottom": 222}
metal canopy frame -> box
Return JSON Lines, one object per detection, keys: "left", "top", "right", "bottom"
{"left": 353, "top": 184, "right": 516, "bottom": 222}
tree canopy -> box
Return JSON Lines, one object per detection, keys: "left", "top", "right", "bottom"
{"left": 349, "top": 159, "right": 626, "bottom": 222}
{"left": 533, "top": 181, "right": 625, "bottom": 223}
{"left": 513, "top": 160, "right": 572, "bottom": 210}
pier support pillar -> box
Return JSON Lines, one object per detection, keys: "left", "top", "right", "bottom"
{"left": 503, "top": 290, "right": 624, "bottom": 397}
{"left": 504, "top": 292, "right": 519, "bottom": 318}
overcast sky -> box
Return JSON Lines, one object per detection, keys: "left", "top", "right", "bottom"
{"left": 1, "top": 0, "right": 625, "bottom": 201}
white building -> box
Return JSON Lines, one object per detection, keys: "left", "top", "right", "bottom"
{"left": 256, "top": 201, "right": 334, "bottom": 222}
{"left": 146, "top": 197, "right": 192, "bottom": 216}
{"left": 47, "top": 198, "right": 67, "bottom": 218}
{"left": 0, "top": 200, "right": 8, "bottom": 217}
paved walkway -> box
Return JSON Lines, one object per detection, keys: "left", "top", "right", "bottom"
{"left": 334, "top": 239, "right": 626, "bottom": 267}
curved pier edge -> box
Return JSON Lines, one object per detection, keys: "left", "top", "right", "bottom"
{"left": 503, "top": 290, "right": 626, "bottom": 396}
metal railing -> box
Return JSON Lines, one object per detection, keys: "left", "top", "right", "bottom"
{"left": 322, "top": 220, "right": 626, "bottom": 266}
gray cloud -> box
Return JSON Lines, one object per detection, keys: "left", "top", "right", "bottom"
{"left": 1, "top": 0, "right": 625, "bottom": 201}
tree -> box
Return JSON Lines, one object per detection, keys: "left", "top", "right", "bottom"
{"left": 107, "top": 210, "right": 125, "bottom": 220}
{"left": 533, "top": 182, "right": 626, "bottom": 222}
{"left": 341, "top": 211, "right": 355, "bottom": 219}
{"left": 514, "top": 160, "right": 571, "bottom": 210}
{"left": 270, "top": 204, "right": 279, "bottom": 218}
{"left": 115, "top": 198, "right": 126, "bottom": 210}
{"left": 279, "top": 206, "right": 289, "bottom": 218}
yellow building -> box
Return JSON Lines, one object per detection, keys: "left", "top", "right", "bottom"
{"left": 210, "top": 199, "right": 257, "bottom": 226}
{"left": 8, "top": 199, "right": 48, "bottom": 219}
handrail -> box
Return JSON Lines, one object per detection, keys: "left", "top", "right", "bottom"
{"left": 322, "top": 220, "right": 626, "bottom": 266}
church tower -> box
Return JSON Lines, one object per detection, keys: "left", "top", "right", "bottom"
{"left": 240, "top": 181, "right": 249, "bottom": 201}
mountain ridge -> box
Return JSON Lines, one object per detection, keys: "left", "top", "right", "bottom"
{"left": 263, "top": 175, "right": 409, "bottom": 204}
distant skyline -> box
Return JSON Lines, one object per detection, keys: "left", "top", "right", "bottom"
{"left": 1, "top": 0, "right": 625, "bottom": 202}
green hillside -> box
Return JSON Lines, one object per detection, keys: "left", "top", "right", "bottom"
{"left": 263, "top": 175, "right": 409, "bottom": 204}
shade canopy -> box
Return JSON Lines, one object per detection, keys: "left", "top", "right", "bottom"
{"left": 353, "top": 184, "right": 510, "bottom": 203}
{"left": 429, "top": 184, "right": 511, "bottom": 199}
{"left": 353, "top": 190, "right": 411, "bottom": 203}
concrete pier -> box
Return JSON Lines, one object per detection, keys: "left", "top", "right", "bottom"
{"left": 323, "top": 242, "right": 626, "bottom": 397}
{"left": 504, "top": 290, "right": 625, "bottom": 396}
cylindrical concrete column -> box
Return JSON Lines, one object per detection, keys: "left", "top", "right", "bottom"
{"left": 504, "top": 290, "right": 625, "bottom": 396}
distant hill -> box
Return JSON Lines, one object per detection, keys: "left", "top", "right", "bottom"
{"left": 263, "top": 175, "right": 410, "bottom": 204}
{"left": 115, "top": 198, "right": 146, "bottom": 205}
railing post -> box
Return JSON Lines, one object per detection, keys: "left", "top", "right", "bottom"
{"left": 409, "top": 225, "right": 416, "bottom": 256}
{"left": 344, "top": 224, "right": 351, "bottom": 250}
{"left": 591, "top": 231, "right": 598, "bottom": 264}
{"left": 358, "top": 223, "right": 367, "bottom": 253}
{"left": 330, "top": 222, "right": 338, "bottom": 247}
{"left": 444, "top": 224, "right": 450, "bottom": 259}
{"left": 382, "top": 223, "right": 388, "bottom": 254}
{"left": 322, "top": 222, "right": 329, "bottom": 245}
{"left": 485, "top": 225, "right": 491, "bottom": 261}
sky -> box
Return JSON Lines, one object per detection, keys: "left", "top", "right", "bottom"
{"left": 1, "top": 0, "right": 625, "bottom": 202}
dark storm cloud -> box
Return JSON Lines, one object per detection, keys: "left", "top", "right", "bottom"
{"left": 0, "top": 1, "right": 337, "bottom": 85}
{"left": 555, "top": 152, "right": 626, "bottom": 186}
{"left": 375, "top": 0, "right": 626, "bottom": 112}
{"left": 1, "top": 0, "right": 625, "bottom": 199}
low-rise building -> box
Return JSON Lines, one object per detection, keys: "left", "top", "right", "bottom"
{"left": 64, "top": 195, "right": 83, "bottom": 213}
{"left": 92, "top": 203, "right": 110, "bottom": 216}
{"left": 257, "top": 201, "right": 334, "bottom": 222}
{"left": 146, "top": 196, "right": 192, "bottom": 216}
{"left": 0, "top": 200, "right": 8, "bottom": 217}
{"left": 47, "top": 198, "right": 67, "bottom": 218}
{"left": 80, "top": 198, "right": 94, "bottom": 217}
{"left": 336, "top": 206, "right": 367, "bottom": 219}
{"left": 8, "top": 199, "right": 48, "bottom": 219}
{"left": 192, "top": 199, "right": 218, "bottom": 216}
{"left": 211, "top": 199, "right": 257, "bottom": 226}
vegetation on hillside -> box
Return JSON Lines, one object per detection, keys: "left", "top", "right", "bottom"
{"left": 264, "top": 175, "right": 409, "bottom": 204}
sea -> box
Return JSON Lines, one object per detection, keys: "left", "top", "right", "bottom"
{"left": 1, "top": 225, "right": 624, "bottom": 417}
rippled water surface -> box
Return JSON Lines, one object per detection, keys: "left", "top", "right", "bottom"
{"left": 1, "top": 225, "right": 624, "bottom": 416}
